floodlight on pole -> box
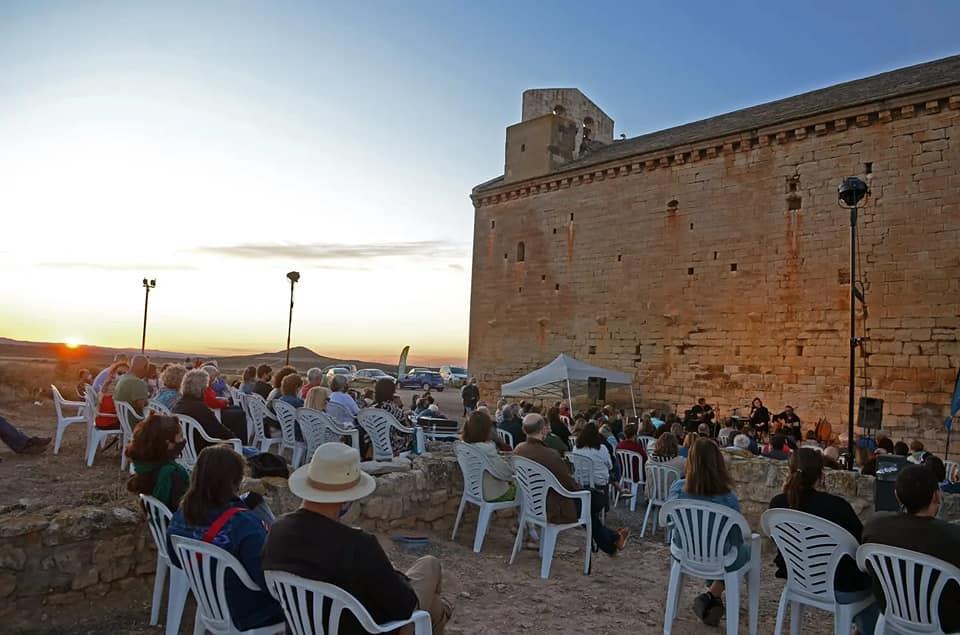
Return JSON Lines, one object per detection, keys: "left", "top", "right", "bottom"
{"left": 141, "top": 277, "right": 156, "bottom": 353}
{"left": 837, "top": 176, "right": 869, "bottom": 470}
{"left": 285, "top": 271, "right": 300, "bottom": 366}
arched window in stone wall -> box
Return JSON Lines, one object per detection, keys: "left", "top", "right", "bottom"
{"left": 553, "top": 105, "right": 566, "bottom": 116}
{"left": 516, "top": 241, "right": 525, "bottom": 262}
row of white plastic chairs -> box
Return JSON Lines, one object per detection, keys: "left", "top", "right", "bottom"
{"left": 141, "top": 494, "right": 432, "bottom": 635}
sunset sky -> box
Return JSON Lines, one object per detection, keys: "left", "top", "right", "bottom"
{"left": 2, "top": 1, "right": 957, "bottom": 365}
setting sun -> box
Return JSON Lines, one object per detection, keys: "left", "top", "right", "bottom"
{"left": 64, "top": 337, "right": 82, "bottom": 349}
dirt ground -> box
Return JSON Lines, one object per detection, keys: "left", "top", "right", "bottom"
{"left": 1, "top": 391, "right": 838, "bottom": 634}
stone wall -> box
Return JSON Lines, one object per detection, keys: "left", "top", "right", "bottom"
{"left": 469, "top": 85, "right": 960, "bottom": 455}
{"left": 0, "top": 450, "right": 464, "bottom": 629}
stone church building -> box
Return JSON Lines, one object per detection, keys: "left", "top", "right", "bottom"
{"left": 469, "top": 55, "right": 960, "bottom": 450}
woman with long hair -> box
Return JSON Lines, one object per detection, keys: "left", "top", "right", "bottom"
{"left": 461, "top": 410, "right": 515, "bottom": 501}
{"left": 546, "top": 406, "right": 570, "bottom": 448}
{"left": 304, "top": 386, "right": 330, "bottom": 411}
{"left": 126, "top": 414, "right": 189, "bottom": 511}
{"left": 572, "top": 421, "right": 614, "bottom": 487}
{"left": 166, "top": 446, "right": 283, "bottom": 631}
{"left": 373, "top": 377, "right": 413, "bottom": 456}
{"left": 749, "top": 397, "right": 770, "bottom": 437}
{"left": 668, "top": 438, "right": 746, "bottom": 627}
{"left": 95, "top": 360, "right": 129, "bottom": 429}
{"left": 651, "top": 432, "right": 686, "bottom": 471}
{"left": 768, "top": 448, "right": 878, "bottom": 633}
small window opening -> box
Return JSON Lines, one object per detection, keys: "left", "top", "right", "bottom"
{"left": 789, "top": 181, "right": 798, "bottom": 192}
{"left": 864, "top": 162, "right": 873, "bottom": 174}
{"left": 554, "top": 283, "right": 560, "bottom": 291}
{"left": 552, "top": 105, "right": 566, "bottom": 117}
{"left": 667, "top": 199, "right": 679, "bottom": 209}
{"left": 569, "top": 212, "right": 575, "bottom": 221}
{"left": 541, "top": 274, "right": 546, "bottom": 281}
{"left": 689, "top": 222, "right": 694, "bottom": 230}
{"left": 634, "top": 343, "right": 642, "bottom": 355}
{"left": 713, "top": 251, "right": 718, "bottom": 260}
{"left": 520, "top": 143, "right": 526, "bottom": 152}
{"left": 617, "top": 254, "right": 622, "bottom": 262}
{"left": 503, "top": 253, "right": 508, "bottom": 260}
{"left": 788, "top": 197, "right": 802, "bottom": 211}
{"left": 552, "top": 228, "right": 557, "bottom": 234}
{"left": 795, "top": 345, "right": 804, "bottom": 356}
{"left": 730, "top": 263, "right": 738, "bottom": 272}
{"left": 518, "top": 287, "right": 522, "bottom": 294}
{"left": 588, "top": 345, "right": 596, "bottom": 355}
{"left": 687, "top": 267, "right": 694, "bottom": 275}
{"left": 491, "top": 220, "right": 495, "bottom": 229}
{"left": 516, "top": 241, "right": 525, "bottom": 262}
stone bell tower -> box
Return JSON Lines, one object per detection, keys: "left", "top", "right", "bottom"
{"left": 503, "top": 88, "right": 614, "bottom": 184}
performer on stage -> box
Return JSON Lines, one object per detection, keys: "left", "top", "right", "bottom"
{"left": 685, "top": 398, "right": 715, "bottom": 434}
{"left": 774, "top": 405, "right": 802, "bottom": 443}
{"left": 749, "top": 397, "right": 770, "bottom": 437}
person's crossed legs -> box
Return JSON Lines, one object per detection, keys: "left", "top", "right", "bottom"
{"left": 401, "top": 555, "right": 452, "bottom": 634}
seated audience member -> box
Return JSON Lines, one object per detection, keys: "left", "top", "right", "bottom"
{"left": 598, "top": 423, "right": 618, "bottom": 451}
{"left": 263, "top": 443, "right": 452, "bottom": 633}
{"left": 126, "top": 414, "right": 190, "bottom": 512}
{"left": 300, "top": 367, "right": 324, "bottom": 399}
{"left": 93, "top": 353, "right": 129, "bottom": 393}
{"left": 724, "top": 434, "right": 753, "bottom": 458}
{"left": 652, "top": 432, "right": 686, "bottom": 471}
{"left": 252, "top": 364, "right": 273, "bottom": 400}
{"left": 155, "top": 365, "right": 186, "bottom": 411}
{"left": 421, "top": 403, "right": 447, "bottom": 420}
{"left": 769, "top": 448, "right": 878, "bottom": 634}
{"left": 304, "top": 386, "right": 331, "bottom": 411}
{"left": 650, "top": 411, "right": 666, "bottom": 430}
{"left": 114, "top": 355, "right": 151, "bottom": 416}
{"left": 640, "top": 414, "right": 657, "bottom": 437}
{"left": 206, "top": 361, "right": 228, "bottom": 396}
{"left": 822, "top": 445, "right": 843, "bottom": 470}
{"left": 514, "top": 416, "right": 628, "bottom": 556}
{"left": 498, "top": 404, "right": 526, "bottom": 447}
{"left": 617, "top": 423, "right": 648, "bottom": 481}
{"left": 537, "top": 413, "right": 569, "bottom": 457}
{"left": 77, "top": 368, "right": 93, "bottom": 398}
{"left": 278, "top": 374, "right": 305, "bottom": 408}
{"left": 763, "top": 435, "right": 791, "bottom": 461}
{"left": 800, "top": 430, "right": 822, "bottom": 451}
{"left": 907, "top": 439, "right": 926, "bottom": 464}
{"left": 860, "top": 436, "right": 895, "bottom": 476}
{"left": 717, "top": 420, "right": 736, "bottom": 446}
{"left": 328, "top": 374, "right": 360, "bottom": 419}
{"left": 173, "top": 369, "right": 239, "bottom": 452}
{"left": 96, "top": 360, "right": 130, "bottom": 429}
{"left": 239, "top": 366, "right": 257, "bottom": 395}
{"left": 697, "top": 423, "right": 711, "bottom": 439}
{"left": 922, "top": 454, "right": 960, "bottom": 495}
{"left": 494, "top": 399, "right": 508, "bottom": 425}
{"left": 373, "top": 377, "right": 414, "bottom": 455}
{"left": 167, "top": 447, "right": 283, "bottom": 631}
{"left": 679, "top": 432, "right": 698, "bottom": 458}
{"left": 893, "top": 441, "right": 909, "bottom": 457}
{"left": 145, "top": 364, "right": 160, "bottom": 397}
{"left": 669, "top": 438, "right": 748, "bottom": 626}
{"left": 547, "top": 406, "right": 571, "bottom": 449}
{"left": 461, "top": 411, "right": 516, "bottom": 502}
{"left": 267, "top": 366, "right": 298, "bottom": 402}
{"left": 669, "top": 422, "right": 684, "bottom": 441}
{"left": 202, "top": 366, "right": 230, "bottom": 411}
{"left": 742, "top": 425, "right": 761, "bottom": 455}
{"left": 862, "top": 464, "right": 960, "bottom": 633}
{"left": 0, "top": 414, "right": 50, "bottom": 457}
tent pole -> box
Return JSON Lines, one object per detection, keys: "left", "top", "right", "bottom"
{"left": 566, "top": 378, "right": 574, "bottom": 415}
{"left": 630, "top": 385, "right": 637, "bottom": 417}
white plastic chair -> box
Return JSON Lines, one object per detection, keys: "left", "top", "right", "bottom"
{"left": 495, "top": 428, "right": 514, "bottom": 449}
{"left": 148, "top": 399, "right": 173, "bottom": 416}
{"left": 233, "top": 392, "right": 253, "bottom": 444}
{"left": 227, "top": 385, "right": 243, "bottom": 407}
{"left": 51, "top": 384, "right": 86, "bottom": 454}
{"left": 140, "top": 495, "right": 190, "bottom": 635}
{"left": 761, "top": 509, "right": 875, "bottom": 635}
{"left": 115, "top": 400, "right": 142, "bottom": 472}
{"left": 856, "top": 543, "right": 960, "bottom": 635}
{"left": 174, "top": 414, "right": 243, "bottom": 470}
{"left": 245, "top": 394, "right": 281, "bottom": 454}
{"left": 945, "top": 460, "right": 959, "bottom": 483}
{"left": 639, "top": 435, "right": 656, "bottom": 451}
{"left": 265, "top": 570, "right": 432, "bottom": 635}
{"left": 83, "top": 388, "right": 123, "bottom": 467}
{"left": 642, "top": 463, "right": 681, "bottom": 539}
{"left": 272, "top": 400, "right": 307, "bottom": 468}
{"left": 356, "top": 408, "right": 418, "bottom": 462}
{"left": 510, "top": 456, "right": 592, "bottom": 579}
{"left": 615, "top": 449, "right": 645, "bottom": 512}
{"left": 659, "top": 499, "right": 761, "bottom": 635}
{"left": 169, "top": 536, "right": 286, "bottom": 635}
{"left": 451, "top": 441, "right": 520, "bottom": 553}
{"left": 568, "top": 453, "right": 596, "bottom": 488}
{"left": 296, "top": 408, "right": 360, "bottom": 457}
{"left": 325, "top": 400, "right": 355, "bottom": 426}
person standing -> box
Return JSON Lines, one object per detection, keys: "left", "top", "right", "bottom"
{"left": 263, "top": 443, "right": 453, "bottom": 633}
{"left": 461, "top": 377, "right": 480, "bottom": 417}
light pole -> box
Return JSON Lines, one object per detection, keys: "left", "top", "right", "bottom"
{"left": 285, "top": 271, "right": 300, "bottom": 366}
{"left": 838, "top": 176, "right": 869, "bottom": 470}
{"left": 141, "top": 278, "right": 156, "bottom": 353}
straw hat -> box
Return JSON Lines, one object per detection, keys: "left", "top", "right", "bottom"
{"left": 288, "top": 443, "right": 376, "bottom": 503}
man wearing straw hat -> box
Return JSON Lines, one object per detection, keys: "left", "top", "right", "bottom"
{"left": 263, "top": 443, "right": 453, "bottom": 633}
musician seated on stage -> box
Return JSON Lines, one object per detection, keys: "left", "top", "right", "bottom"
{"left": 773, "top": 405, "right": 802, "bottom": 443}
{"left": 684, "top": 398, "right": 714, "bottom": 432}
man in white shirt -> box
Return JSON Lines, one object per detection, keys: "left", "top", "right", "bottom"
{"left": 329, "top": 374, "right": 360, "bottom": 418}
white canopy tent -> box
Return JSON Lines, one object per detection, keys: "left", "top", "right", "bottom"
{"left": 500, "top": 353, "right": 636, "bottom": 415}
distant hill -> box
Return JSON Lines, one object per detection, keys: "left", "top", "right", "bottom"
{"left": 214, "top": 346, "right": 401, "bottom": 374}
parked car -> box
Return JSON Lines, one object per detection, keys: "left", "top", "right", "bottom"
{"left": 397, "top": 370, "right": 445, "bottom": 391}
{"left": 324, "top": 366, "right": 354, "bottom": 386}
{"left": 439, "top": 365, "right": 469, "bottom": 387}
{"left": 353, "top": 368, "right": 395, "bottom": 386}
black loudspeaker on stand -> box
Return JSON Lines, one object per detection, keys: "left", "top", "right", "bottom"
{"left": 858, "top": 397, "right": 884, "bottom": 430}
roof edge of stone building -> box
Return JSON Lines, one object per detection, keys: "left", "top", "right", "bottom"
{"left": 473, "top": 54, "right": 960, "bottom": 195}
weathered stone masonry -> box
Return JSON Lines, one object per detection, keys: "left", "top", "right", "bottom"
{"left": 469, "top": 58, "right": 960, "bottom": 453}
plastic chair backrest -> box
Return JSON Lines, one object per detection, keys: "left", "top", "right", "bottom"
{"left": 645, "top": 462, "right": 681, "bottom": 504}
{"left": 856, "top": 543, "right": 960, "bottom": 634}
{"left": 512, "top": 456, "right": 570, "bottom": 526}
{"left": 140, "top": 494, "right": 173, "bottom": 561}
{"left": 495, "top": 428, "right": 514, "bottom": 449}
{"left": 51, "top": 384, "right": 74, "bottom": 421}
{"left": 227, "top": 385, "right": 242, "bottom": 406}
{"left": 454, "top": 441, "right": 500, "bottom": 503}
{"left": 147, "top": 399, "right": 172, "bottom": 416}
{"left": 170, "top": 536, "right": 267, "bottom": 635}
{"left": 659, "top": 498, "right": 751, "bottom": 578}
{"left": 616, "top": 449, "right": 644, "bottom": 484}
{"left": 83, "top": 387, "right": 103, "bottom": 426}
{"left": 115, "top": 400, "right": 140, "bottom": 438}
{"left": 245, "top": 393, "right": 270, "bottom": 442}
{"left": 357, "top": 408, "right": 411, "bottom": 461}
{"left": 945, "top": 460, "right": 959, "bottom": 483}
{"left": 272, "top": 400, "right": 300, "bottom": 446}
{"left": 568, "top": 453, "right": 596, "bottom": 488}
{"left": 174, "top": 414, "right": 240, "bottom": 466}
{"left": 325, "top": 400, "right": 354, "bottom": 425}
{"left": 639, "top": 435, "right": 655, "bottom": 450}
{"left": 761, "top": 508, "right": 858, "bottom": 603}
{"left": 265, "top": 570, "right": 431, "bottom": 635}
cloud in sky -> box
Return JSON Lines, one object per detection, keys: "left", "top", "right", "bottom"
{"left": 194, "top": 241, "right": 469, "bottom": 262}
{"left": 34, "top": 261, "right": 197, "bottom": 271}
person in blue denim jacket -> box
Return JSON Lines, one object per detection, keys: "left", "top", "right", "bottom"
{"left": 668, "top": 438, "right": 748, "bottom": 627}
{"left": 167, "top": 446, "right": 283, "bottom": 631}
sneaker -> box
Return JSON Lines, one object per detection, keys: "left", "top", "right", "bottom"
{"left": 22, "top": 437, "right": 50, "bottom": 455}
{"left": 614, "top": 527, "right": 630, "bottom": 551}
{"left": 693, "top": 592, "right": 723, "bottom": 627}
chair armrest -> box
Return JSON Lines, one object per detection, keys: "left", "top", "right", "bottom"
{"left": 550, "top": 484, "right": 591, "bottom": 524}
{"left": 391, "top": 421, "right": 417, "bottom": 435}
{"left": 61, "top": 399, "right": 86, "bottom": 407}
